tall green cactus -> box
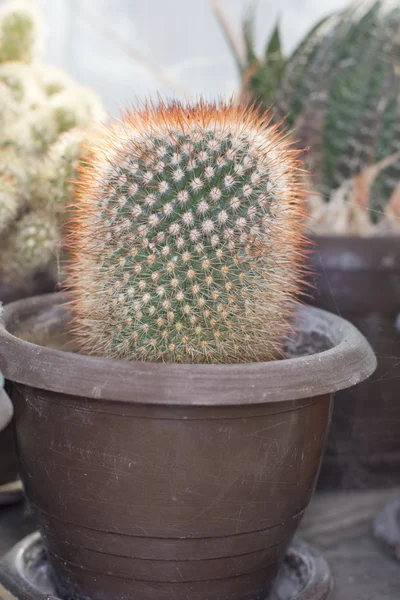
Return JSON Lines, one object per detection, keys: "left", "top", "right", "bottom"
{"left": 242, "top": 1, "right": 400, "bottom": 231}
{"left": 67, "top": 100, "right": 306, "bottom": 364}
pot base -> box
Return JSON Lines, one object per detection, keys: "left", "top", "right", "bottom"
{"left": 0, "top": 533, "right": 332, "bottom": 600}
{"left": 373, "top": 496, "right": 400, "bottom": 561}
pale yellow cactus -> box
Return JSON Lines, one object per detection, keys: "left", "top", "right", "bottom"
{"left": 0, "top": 61, "right": 44, "bottom": 105}
{"left": 1, "top": 211, "right": 58, "bottom": 278}
{"left": 32, "top": 64, "right": 76, "bottom": 97}
{"left": 0, "top": 0, "right": 44, "bottom": 64}
{"left": 0, "top": 0, "right": 105, "bottom": 287}
{"left": 0, "top": 174, "right": 19, "bottom": 232}
{"left": 31, "top": 128, "right": 98, "bottom": 218}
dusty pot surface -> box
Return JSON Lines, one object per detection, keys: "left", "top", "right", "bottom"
{"left": 0, "top": 293, "right": 375, "bottom": 600}
{"left": 308, "top": 235, "right": 400, "bottom": 490}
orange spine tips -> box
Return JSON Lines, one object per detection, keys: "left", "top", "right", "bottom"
{"left": 67, "top": 99, "right": 308, "bottom": 364}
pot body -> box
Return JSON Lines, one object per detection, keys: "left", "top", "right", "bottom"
{"left": 1, "top": 293, "right": 376, "bottom": 600}
{"left": 11, "top": 383, "right": 331, "bottom": 600}
{"left": 309, "top": 236, "right": 400, "bottom": 490}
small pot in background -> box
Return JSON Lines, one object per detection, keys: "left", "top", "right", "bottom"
{"left": 0, "top": 267, "right": 57, "bottom": 506}
{"left": 0, "top": 270, "right": 56, "bottom": 306}
{"left": 308, "top": 235, "right": 400, "bottom": 490}
{"left": 0, "top": 293, "right": 375, "bottom": 600}
{"left": 0, "top": 372, "right": 18, "bottom": 505}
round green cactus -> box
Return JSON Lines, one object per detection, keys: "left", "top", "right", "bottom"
{"left": 68, "top": 101, "right": 306, "bottom": 364}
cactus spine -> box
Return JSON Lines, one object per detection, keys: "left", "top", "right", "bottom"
{"left": 67, "top": 100, "right": 306, "bottom": 364}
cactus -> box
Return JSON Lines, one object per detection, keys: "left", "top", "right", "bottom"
{"left": 31, "top": 128, "right": 98, "bottom": 219}
{"left": 241, "top": 1, "right": 400, "bottom": 234}
{"left": 0, "top": 211, "right": 58, "bottom": 279}
{"left": 238, "top": 8, "right": 329, "bottom": 116}
{"left": 67, "top": 100, "right": 306, "bottom": 364}
{"left": 0, "top": 173, "right": 19, "bottom": 232}
{"left": 0, "top": 0, "right": 43, "bottom": 64}
{"left": 0, "top": 0, "right": 105, "bottom": 288}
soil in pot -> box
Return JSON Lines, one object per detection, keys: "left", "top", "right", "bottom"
{"left": 0, "top": 293, "right": 375, "bottom": 600}
{"left": 307, "top": 236, "right": 400, "bottom": 490}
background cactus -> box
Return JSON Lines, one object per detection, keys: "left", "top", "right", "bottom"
{"left": 67, "top": 100, "right": 306, "bottom": 364}
{"left": 0, "top": 0, "right": 105, "bottom": 288}
{"left": 0, "top": 0, "right": 43, "bottom": 64}
{"left": 237, "top": 0, "right": 400, "bottom": 235}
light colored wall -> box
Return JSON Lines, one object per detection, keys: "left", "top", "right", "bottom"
{"left": 41, "top": 0, "right": 350, "bottom": 114}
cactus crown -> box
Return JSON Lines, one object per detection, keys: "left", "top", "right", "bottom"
{"left": 67, "top": 100, "right": 306, "bottom": 364}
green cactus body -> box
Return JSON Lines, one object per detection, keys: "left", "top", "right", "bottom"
{"left": 243, "top": 1, "right": 400, "bottom": 227}
{"left": 68, "top": 101, "right": 306, "bottom": 364}
{"left": 274, "top": 1, "right": 400, "bottom": 220}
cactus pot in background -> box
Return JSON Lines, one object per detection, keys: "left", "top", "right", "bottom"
{"left": 0, "top": 265, "right": 56, "bottom": 506}
{"left": 308, "top": 236, "right": 400, "bottom": 490}
{"left": 0, "top": 268, "right": 56, "bottom": 305}
{"left": 0, "top": 292, "right": 375, "bottom": 600}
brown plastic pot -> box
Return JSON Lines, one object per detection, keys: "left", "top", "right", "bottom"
{"left": 0, "top": 268, "right": 56, "bottom": 503}
{"left": 307, "top": 235, "right": 400, "bottom": 490}
{"left": 0, "top": 293, "right": 375, "bottom": 600}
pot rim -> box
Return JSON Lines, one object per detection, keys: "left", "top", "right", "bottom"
{"left": 311, "top": 234, "right": 400, "bottom": 242}
{"left": 309, "top": 234, "right": 400, "bottom": 272}
{"left": 0, "top": 293, "right": 376, "bottom": 406}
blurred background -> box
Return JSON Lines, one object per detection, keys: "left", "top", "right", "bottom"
{"left": 38, "top": 0, "right": 350, "bottom": 113}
